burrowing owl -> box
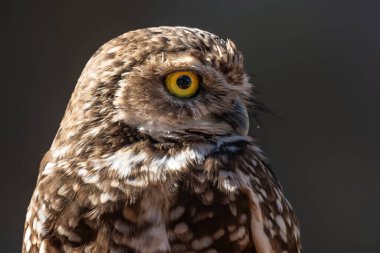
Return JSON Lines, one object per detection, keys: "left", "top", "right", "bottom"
{"left": 22, "top": 26, "right": 302, "bottom": 253}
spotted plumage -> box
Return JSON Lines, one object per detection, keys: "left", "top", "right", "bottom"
{"left": 23, "top": 26, "right": 302, "bottom": 253}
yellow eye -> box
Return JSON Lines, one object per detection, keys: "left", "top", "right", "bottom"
{"left": 165, "top": 71, "right": 200, "bottom": 98}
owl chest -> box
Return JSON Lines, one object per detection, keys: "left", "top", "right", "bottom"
{"left": 113, "top": 184, "right": 253, "bottom": 253}
{"left": 166, "top": 187, "right": 253, "bottom": 253}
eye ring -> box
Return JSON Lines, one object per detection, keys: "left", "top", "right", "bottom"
{"left": 164, "top": 71, "right": 201, "bottom": 98}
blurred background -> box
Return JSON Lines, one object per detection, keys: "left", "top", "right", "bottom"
{"left": 1, "top": 0, "right": 379, "bottom": 252}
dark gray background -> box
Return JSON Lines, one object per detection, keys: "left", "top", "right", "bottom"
{"left": 1, "top": 0, "right": 379, "bottom": 252}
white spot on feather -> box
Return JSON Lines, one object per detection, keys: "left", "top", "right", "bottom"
{"left": 77, "top": 168, "right": 88, "bottom": 177}
{"left": 26, "top": 210, "right": 32, "bottom": 220}
{"left": 39, "top": 240, "right": 47, "bottom": 253}
{"left": 275, "top": 215, "right": 287, "bottom": 235}
{"left": 170, "top": 206, "right": 185, "bottom": 221}
{"left": 42, "top": 162, "right": 55, "bottom": 175}
{"left": 218, "top": 170, "right": 239, "bottom": 192}
{"left": 24, "top": 226, "right": 31, "bottom": 251}
{"left": 174, "top": 222, "right": 189, "bottom": 235}
{"left": 276, "top": 199, "right": 284, "bottom": 213}
{"left": 107, "top": 46, "right": 122, "bottom": 54}
{"left": 229, "top": 226, "right": 246, "bottom": 241}
{"left": 25, "top": 240, "right": 31, "bottom": 252}
{"left": 191, "top": 236, "right": 213, "bottom": 250}
{"left": 107, "top": 149, "right": 147, "bottom": 178}
{"left": 100, "top": 193, "right": 116, "bottom": 203}
{"left": 52, "top": 145, "right": 70, "bottom": 158}
{"left": 212, "top": 229, "right": 225, "bottom": 240}
{"left": 229, "top": 202, "right": 237, "bottom": 216}
{"left": 33, "top": 218, "right": 43, "bottom": 235}
{"left": 57, "top": 185, "right": 69, "bottom": 196}
{"left": 37, "top": 207, "right": 48, "bottom": 223}
{"left": 82, "top": 174, "right": 99, "bottom": 184}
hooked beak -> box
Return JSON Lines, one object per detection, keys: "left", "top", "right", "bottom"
{"left": 217, "top": 97, "right": 249, "bottom": 136}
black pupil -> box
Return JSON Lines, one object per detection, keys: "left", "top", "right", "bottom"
{"left": 176, "top": 75, "right": 192, "bottom": 89}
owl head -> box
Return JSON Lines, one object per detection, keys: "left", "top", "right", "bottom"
{"left": 52, "top": 27, "right": 254, "bottom": 157}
